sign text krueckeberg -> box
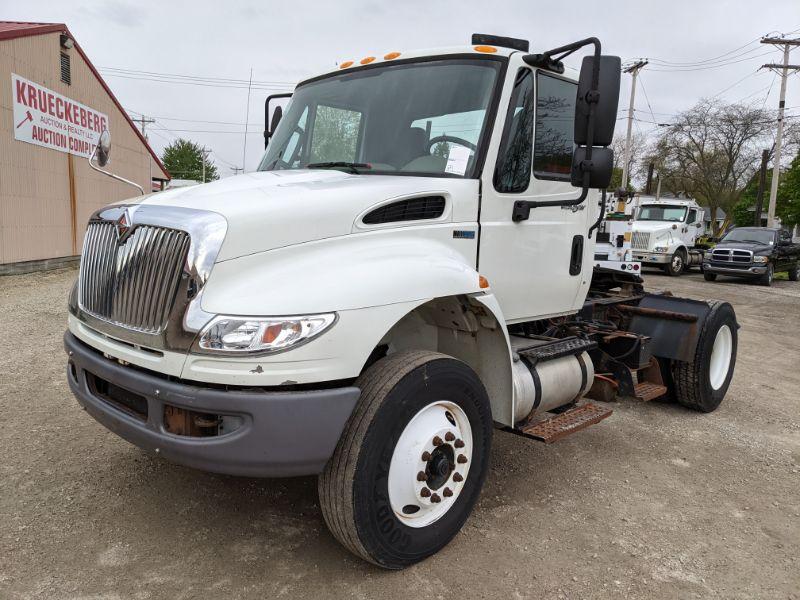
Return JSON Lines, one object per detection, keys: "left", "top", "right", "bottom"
{"left": 12, "top": 73, "right": 109, "bottom": 159}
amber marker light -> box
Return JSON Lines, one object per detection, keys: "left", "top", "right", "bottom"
{"left": 479, "top": 275, "right": 490, "bottom": 289}
{"left": 384, "top": 52, "right": 401, "bottom": 60}
{"left": 360, "top": 56, "right": 376, "bottom": 64}
{"left": 340, "top": 61, "right": 354, "bottom": 69}
{"left": 474, "top": 45, "right": 497, "bottom": 53}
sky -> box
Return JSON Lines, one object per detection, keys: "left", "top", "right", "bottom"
{"left": 4, "top": 0, "right": 800, "bottom": 177}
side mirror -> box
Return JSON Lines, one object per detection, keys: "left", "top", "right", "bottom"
{"left": 574, "top": 55, "right": 621, "bottom": 147}
{"left": 270, "top": 105, "right": 283, "bottom": 137}
{"left": 571, "top": 147, "right": 613, "bottom": 189}
{"left": 96, "top": 129, "right": 111, "bottom": 167}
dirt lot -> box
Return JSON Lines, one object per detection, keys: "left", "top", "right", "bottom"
{"left": 1, "top": 267, "right": 798, "bottom": 599}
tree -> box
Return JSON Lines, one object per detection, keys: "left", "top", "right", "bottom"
{"left": 162, "top": 139, "right": 218, "bottom": 182}
{"left": 647, "top": 100, "right": 773, "bottom": 235}
{"left": 609, "top": 131, "right": 647, "bottom": 191}
{"left": 731, "top": 151, "right": 800, "bottom": 228}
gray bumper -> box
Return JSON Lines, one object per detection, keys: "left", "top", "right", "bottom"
{"left": 703, "top": 264, "right": 765, "bottom": 276}
{"left": 633, "top": 252, "right": 671, "bottom": 265}
{"left": 64, "top": 332, "right": 360, "bottom": 477}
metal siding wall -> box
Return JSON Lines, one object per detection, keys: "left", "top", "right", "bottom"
{"left": 0, "top": 32, "right": 166, "bottom": 265}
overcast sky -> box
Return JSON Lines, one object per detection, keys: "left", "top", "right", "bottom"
{"left": 5, "top": 0, "right": 799, "bottom": 176}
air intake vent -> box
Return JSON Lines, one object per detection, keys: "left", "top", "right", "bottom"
{"left": 60, "top": 52, "right": 71, "bottom": 85}
{"left": 362, "top": 196, "right": 446, "bottom": 225}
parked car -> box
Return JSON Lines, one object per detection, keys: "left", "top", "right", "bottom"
{"left": 703, "top": 227, "right": 800, "bottom": 286}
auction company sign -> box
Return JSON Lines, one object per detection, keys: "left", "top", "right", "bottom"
{"left": 12, "top": 73, "right": 109, "bottom": 159}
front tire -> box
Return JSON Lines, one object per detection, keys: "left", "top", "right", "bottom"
{"left": 788, "top": 263, "right": 799, "bottom": 282}
{"left": 704, "top": 272, "right": 717, "bottom": 282}
{"left": 319, "top": 350, "right": 492, "bottom": 569}
{"left": 759, "top": 263, "right": 774, "bottom": 286}
{"left": 672, "top": 301, "right": 737, "bottom": 412}
{"left": 665, "top": 249, "right": 686, "bottom": 276}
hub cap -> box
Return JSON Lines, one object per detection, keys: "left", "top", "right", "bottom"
{"left": 388, "top": 401, "right": 473, "bottom": 528}
{"left": 709, "top": 324, "right": 733, "bottom": 390}
{"left": 672, "top": 254, "right": 683, "bottom": 271}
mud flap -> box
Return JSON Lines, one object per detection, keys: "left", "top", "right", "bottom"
{"left": 625, "top": 294, "right": 715, "bottom": 362}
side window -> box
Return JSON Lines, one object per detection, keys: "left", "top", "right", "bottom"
{"left": 533, "top": 73, "right": 577, "bottom": 180}
{"left": 493, "top": 69, "right": 534, "bottom": 193}
{"left": 309, "top": 105, "right": 362, "bottom": 163}
{"left": 687, "top": 208, "right": 698, "bottom": 223}
{"left": 269, "top": 106, "right": 309, "bottom": 168}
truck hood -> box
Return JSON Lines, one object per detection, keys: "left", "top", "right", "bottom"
{"left": 714, "top": 240, "right": 772, "bottom": 254}
{"left": 631, "top": 221, "right": 681, "bottom": 234}
{"left": 132, "top": 170, "right": 475, "bottom": 261}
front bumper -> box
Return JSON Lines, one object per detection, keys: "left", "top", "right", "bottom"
{"left": 632, "top": 251, "right": 671, "bottom": 265}
{"left": 703, "top": 263, "right": 766, "bottom": 277}
{"left": 64, "top": 332, "right": 360, "bottom": 477}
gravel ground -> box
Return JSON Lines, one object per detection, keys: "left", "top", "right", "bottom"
{"left": 1, "top": 267, "right": 799, "bottom": 599}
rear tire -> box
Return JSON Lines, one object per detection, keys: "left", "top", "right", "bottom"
{"left": 788, "top": 263, "right": 799, "bottom": 282}
{"left": 704, "top": 272, "right": 717, "bottom": 282}
{"left": 319, "top": 350, "right": 492, "bottom": 569}
{"left": 672, "top": 301, "right": 737, "bottom": 413}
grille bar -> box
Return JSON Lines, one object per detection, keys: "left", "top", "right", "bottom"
{"left": 631, "top": 231, "right": 650, "bottom": 250}
{"left": 79, "top": 222, "right": 190, "bottom": 333}
{"left": 711, "top": 248, "right": 752, "bottom": 263}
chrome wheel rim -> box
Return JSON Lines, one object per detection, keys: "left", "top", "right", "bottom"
{"left": 388, "top": 401, "right": 473, "bottom": 528}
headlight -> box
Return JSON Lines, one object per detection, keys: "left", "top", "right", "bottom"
{"left": 198, "top": 313, "right": 336, "bottom": 354}
{"left": 752, "top": 256, "right": 769, "bottom": 264}
{"left": 653, "top": 246, "right": 668, "bottom": 253}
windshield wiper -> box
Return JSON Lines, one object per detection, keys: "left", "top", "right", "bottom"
{"left": 306, "top": 161, "right": 372, "bottom": 174}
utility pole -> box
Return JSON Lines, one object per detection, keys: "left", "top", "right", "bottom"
{"left": 760, "top": 36, "right": 800, "bottom": 227}
{"left": 753, "top": 149, "right": 769, "bottom": 227}
{"left": 621, "top": 60, "right": 648, "bottom": 194}
{"left": 200, "top": 146, "right": 211, "bottom": 183}
{"left": 135, "top": 114, "right": 155, "bottom": 140}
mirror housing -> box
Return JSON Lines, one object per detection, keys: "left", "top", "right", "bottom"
{"left": 571, "top": 147, "right": 613, "bottom": 189}
{"left": 96, "top": 129, "right": 111, "bottom": 167}
{"left": 574, "top": 55, "right": 621, "bottom": 146}
{"left": 270, "top": 105, "right": 283, "bottom": 138}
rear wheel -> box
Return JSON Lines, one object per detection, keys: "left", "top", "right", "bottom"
{"left": 665, "top": 249, "right": 686, "bottom": 276}
{"left": 672, "top": 301, "right": 737, "bottom": 412}
{"left": 319, "top": 350, "right": 492, "bottom": 569}
{"left": 788, "top": 263, "right": 799, "bottom": 281}
{"left": 704, "top": 272, "right": 717, "bottom": 282}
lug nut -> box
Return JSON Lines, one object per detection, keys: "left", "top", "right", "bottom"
{"left": 421, "top": 451, "right": 431, "bottom": 461}
{"left": 454, "top": 439, "right": 465, "bottom": 448}
{"left": 432, "top": 436, "right": 443, "bottom": 446}
{"left": 420, "top": 487, "right": 431, "bottom": 498}
{"left": 457, "top": 455, "right": 468, "bottom": 464}
{"left": 417, "top": 471, "right": 427, "bottom": 482}
{"left": 443, "top": 487, "right": 453, "bottom": 497}
{"left": 452, "top": 472, "right": 464, "bottom": 482}
{"left": 430, "top": 493, "right": 441, "bottom": 503}
{"left": 445, "top": 432, "right": 455, "bottom": 442}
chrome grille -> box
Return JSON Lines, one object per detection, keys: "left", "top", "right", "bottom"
{"left": 631, "top": 231, "right": 651, "bottom": 250}
{"left": 711, "top": 248, "right": 752, "bottom": 263}
{"left": 79, "top": 222, "right": 191, "bottom": 333}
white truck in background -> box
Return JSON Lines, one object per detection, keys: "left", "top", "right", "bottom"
{"left": 629, "top": 197, "right": 707, "bottom": 276}
{"left": 66, "top": 34, "right": 739, "bottom": 569}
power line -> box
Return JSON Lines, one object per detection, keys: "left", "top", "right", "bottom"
{"left": 99, "top": 66, "right": 295, "bottom": 86}
{"left": 647, "top": 50, "right": 775, "bottom": 72}
{"left": 646, "top": 37, "right": 762, "bottom": 67}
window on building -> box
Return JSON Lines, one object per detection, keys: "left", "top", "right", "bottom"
{"left": 60, "top": 52, "right": 71, "bottom": 85}
{"left": 493, "top": 68, "right": 534, "bottom": 193}
{"left": 533, "top": 73, "right": 577, "bottom": 181}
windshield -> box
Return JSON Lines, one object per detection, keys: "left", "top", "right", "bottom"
{"left": 258, "top": 58, "right": 502, "bottom": 178}
{"left": 637, "top": 205, "right": 688, "bottom": 222}
{"left": 721, "top": 229, "right": 775, "bottom": 245}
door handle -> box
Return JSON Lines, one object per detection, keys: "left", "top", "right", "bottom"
{"left": 569, "top": 235, "right": 584, "bottom": 275}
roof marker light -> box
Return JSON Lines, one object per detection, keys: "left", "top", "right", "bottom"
{"left": 384, "top": 52, "right": 401, "bottom": 60}
{"left": 340, "top": 61, "right": 354, "bottom": 69}
{"left": 360, "top": 56, "right": 376, "bottom": 65}
{"left": 474, "top": 45, "right": 497, "bottom": 53}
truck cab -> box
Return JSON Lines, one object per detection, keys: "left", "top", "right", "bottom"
{"left": 65, "top": 35, "right": 738, "bottom": 569}
{"left": 630, "top": 197, "right": 705, "bottom": 275}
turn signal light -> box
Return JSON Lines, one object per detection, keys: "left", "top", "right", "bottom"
{"left": 479, "top": 275, "right": 490, "bottom": 289}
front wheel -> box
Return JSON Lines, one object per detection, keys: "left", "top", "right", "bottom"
{"left": 665, "top": 249, "right": 685, "bottom": 276}
{"left": 788, "top": 263, "right": 799, "bottom": 282}
{"left": 672, "top": 301, "right": 737, "bottom": 412}
{"left": 319, "top": 350, "right": 492, "bottom": 569}
{"left": 704, "top": 272, "right": 717, "bottom": 282}
{"left": 759, "top": 263, "right": 774, "bottom": 286}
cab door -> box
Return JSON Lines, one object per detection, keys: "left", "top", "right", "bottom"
{"left": 477, "top": 61, "right": 595, "bottom": 322}
{"left": 682, "top": 207, "right": 703, "bottom": 246}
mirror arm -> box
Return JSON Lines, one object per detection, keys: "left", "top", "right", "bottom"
{"left": 587, "top": 190, "right": 607, "bottom": 239}
{"left": 513, "top": 38, "right": 602, "bottom": 222}
{"left": 87, "top": 145, "right": 145, "bottom": 195}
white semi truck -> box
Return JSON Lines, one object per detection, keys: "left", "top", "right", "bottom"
{"left": 65, "top": 35, "right": 738, "bottom": 569}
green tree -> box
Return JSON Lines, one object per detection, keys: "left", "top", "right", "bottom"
{"left": 162, "top": 139, "right": 218, "bottom": 182}
{"left": 731, "top": 151, "right": 800, "bottom": 228}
